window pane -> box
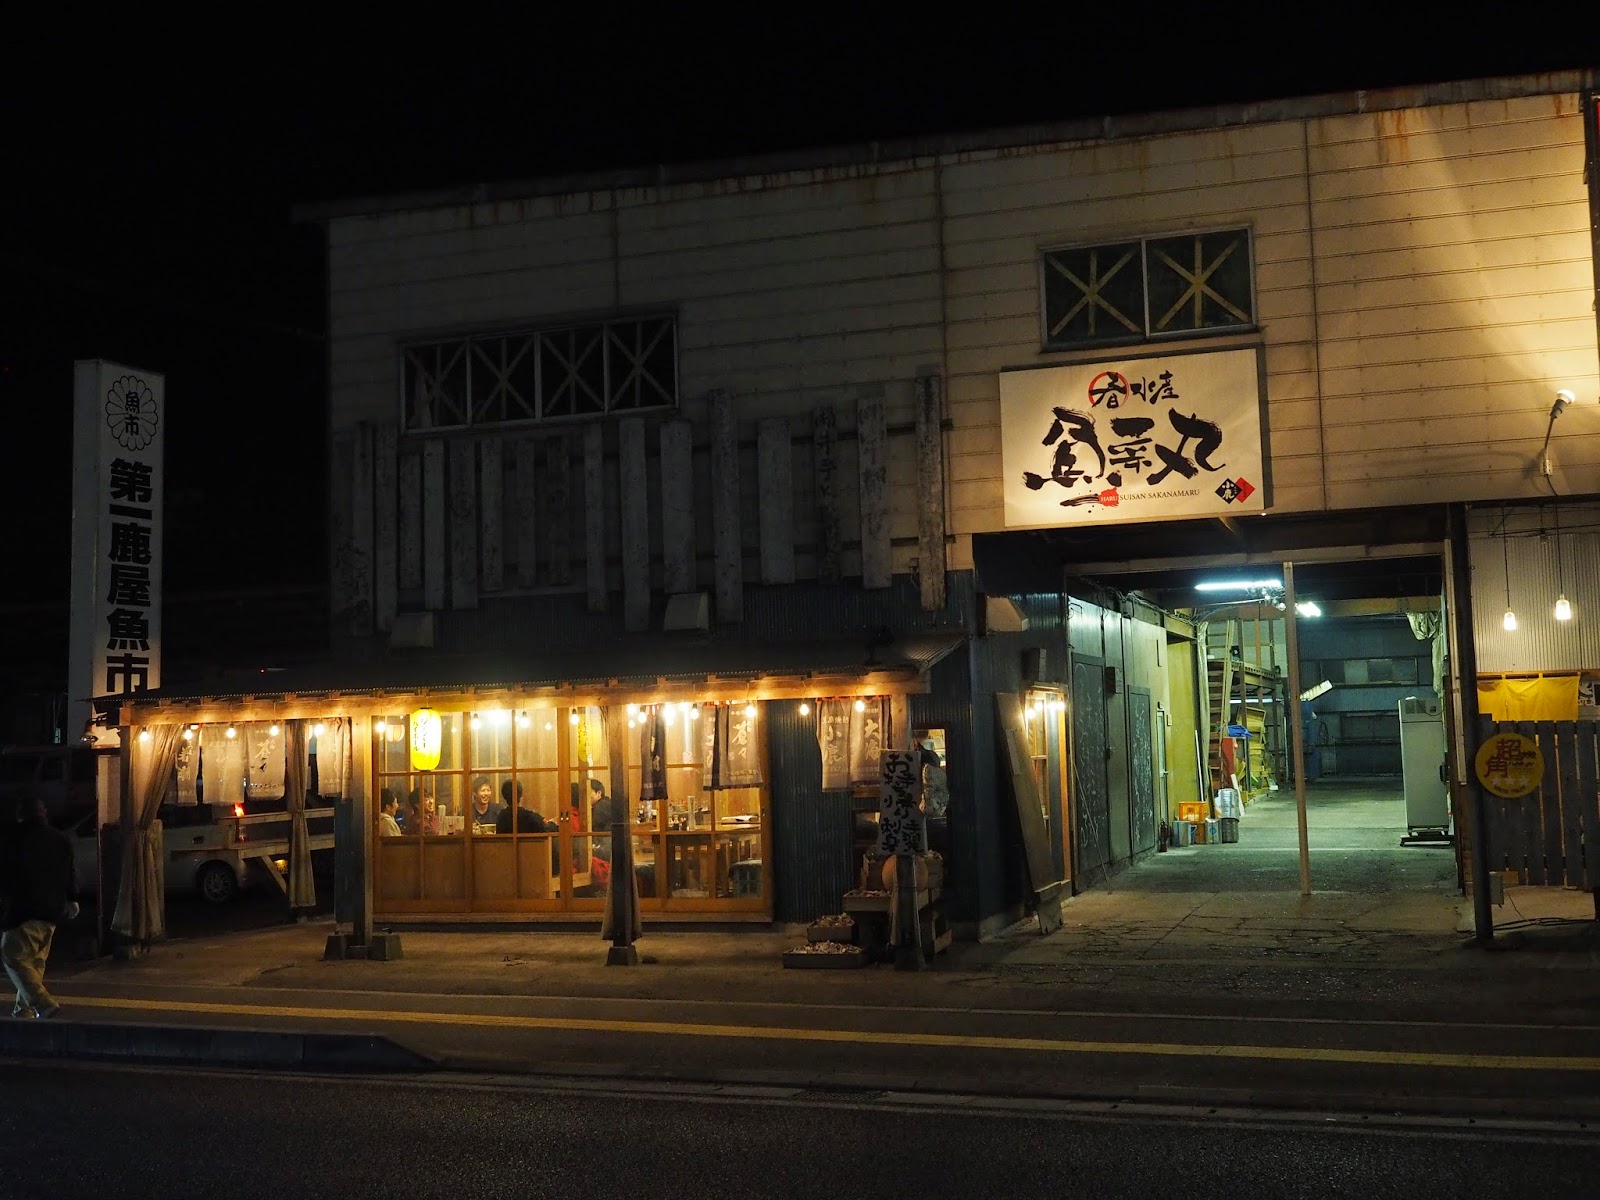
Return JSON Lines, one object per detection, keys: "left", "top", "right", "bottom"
{"left": 1041, "top": 241, "right": 1145, "bottom": 347}
{"left": 515, "top": 709, "right": 561, "bottom": 769}
{"left": 470, "top": 710, "right": 514, "bottom": 770}
{"left": 375, "top": 716, "right": 409, "bottom": 775}
{"left": 402, "top": 342, "right": 468, "bottom": 429}
{"left": 1146, "top": 229, "right": 1253, "bottom": 335}
{"left": 469, "top": 335, "right": 538, "bottom": 425}
{"left": 716, "top": 833, "right": 763, "bottom": 898}
{"left": 605, "top": 317, "right": 677, "bottom": 411}
{"left": 539, "top": 327, "right": 606, "bottom": 418}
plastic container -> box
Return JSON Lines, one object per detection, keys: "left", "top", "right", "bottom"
{"left": 1220, "top": 816, "right": 1240, "bottom": 843}
{"left": 1205, "top": 818, "right": 1219, "bottom": 844}
{"left": 1214, "top": 788, "right": 1242, "bottom": 819}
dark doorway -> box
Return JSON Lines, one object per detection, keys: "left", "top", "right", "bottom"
{"left": 1072, "top": 657, "right": 1111, "bottom": 880}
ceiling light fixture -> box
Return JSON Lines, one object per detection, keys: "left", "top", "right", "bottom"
{"left": 1553, "top": 503, "right": 1572, "bottom": 622}
{"left": 1194, "top": 579, "right": 1285, "bottom": 593}
{"left": 1502, "top": 513, "right": 1518, "bottom": 633}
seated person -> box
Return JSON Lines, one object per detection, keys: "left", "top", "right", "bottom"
{"left": 378, "top": 788, "right": 403, "bottom": 837}
{"left": 408, "top": 785, "right": 440, "bottom": 835}
{"left": 468, "top": 775, "right": 503, "bottom": 831}
{"left": 495, "top": 780, "right": 557, "bottom": 834}
{"left": 587, "top": 777, "right": 615, "bottom": 886}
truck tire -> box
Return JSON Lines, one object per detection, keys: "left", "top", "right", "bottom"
{"left": 196, "top": 861, "right": 239, "bottom": 905}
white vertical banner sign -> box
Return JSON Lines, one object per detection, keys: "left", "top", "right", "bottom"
{"left": 67, "top": 361, "right": 165, "bottom": 744}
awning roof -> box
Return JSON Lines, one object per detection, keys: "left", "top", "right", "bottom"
{"left": 113, "top": 632, "right": 967, "bottom": 721}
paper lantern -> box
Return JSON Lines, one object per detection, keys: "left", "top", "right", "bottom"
{"left": 409, "top": 708, "right": 442, "bottom": 771}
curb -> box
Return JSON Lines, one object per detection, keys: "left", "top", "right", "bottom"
{"left": 0, "top": 1019, "right": 437, "bottom": 1073}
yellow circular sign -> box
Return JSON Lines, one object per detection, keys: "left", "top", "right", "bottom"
{"left": 1475, "top": 732, "right": 1544, "bottom": 799}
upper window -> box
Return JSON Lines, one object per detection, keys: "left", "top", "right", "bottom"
{"left": 401, "top": 314, "right": 677, "bottom": 431}
{"left": 1040, "top": 229, "right": 1254, "bottom": 351}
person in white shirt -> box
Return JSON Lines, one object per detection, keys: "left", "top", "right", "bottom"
{"left": 378, "top": 788, "right": 403, "bottom": 837}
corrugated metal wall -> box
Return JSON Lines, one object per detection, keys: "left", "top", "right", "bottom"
{"left": 767, "top": 699, "right": 855, "bottom": 924}
{"left": 1469, "top": 503, "right": 1600, "bottom": 674}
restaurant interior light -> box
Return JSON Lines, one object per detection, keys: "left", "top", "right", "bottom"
{"left": 469, "top": 714, "right": 482, "bottom": 730}
{"left": 1501, "top": 516, "right": 1517, "bottom": 633}
{"left": 854, "top": 698, "right": 866, "bottom": 713}
{"left": 182, "top": 728, "right": 193, "bottom": 741}
{"left": 626, "top": 703, "right": 638, "bottom": 717}
{"left": 663, "top": 705, "right": 675, "bottom": 725}
{"left": 744, "top": 703, "right": 758, "bottom": 719}
{"left": 689, "top": 706, "right": 700, "bottom": 721}
{"left": 137, "top": 729, "right": 152, "bottom": 743}
{"left": 312, "top": 722, "right": 325, "bottom": 737}
{"left": 1194, "top": 579, "right": 1284, "bottom": 593}
{"left": 409, "top": 708, "right": 442, "bottom": 771}
{"left": 516, "top": 712, "right": 530, "bottom": 729}
{"left": 1555, "top": 594, "right": 1572, "bottom": 622}
{"left": 375, "top": 720, "right": 387, "bottom": 734}
{"left": 569, "top": 711, "right": 580, "bottom": 726}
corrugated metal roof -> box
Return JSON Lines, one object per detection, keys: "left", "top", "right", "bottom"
{"left": 294, "top": 72, "right": 1596, "bottom": 224}
{"left": 119, "top": 632, "right": 967, "bottom": 706}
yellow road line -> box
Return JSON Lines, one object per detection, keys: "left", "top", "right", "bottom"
{"left": 62, "top": 996, "right": 1598, "bottom": 1073}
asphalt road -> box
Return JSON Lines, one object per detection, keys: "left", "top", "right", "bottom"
{"left": 2, "top": 1061, "right": 1596, "bottom": 1200}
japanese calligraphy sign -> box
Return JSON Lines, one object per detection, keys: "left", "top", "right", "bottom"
{"left": 999, "top": 346, "right": 1266, "bottom": 527}
{"left": 877, "top": 749, "right": 926, "bottom": 854}
{"left": 1474, "top": 733, "right": 1544, "bottom": 799}
{"left": 68, "top": 361, "right": 164, "bottom": 741}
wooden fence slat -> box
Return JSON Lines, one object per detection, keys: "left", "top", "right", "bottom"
{"left": 543, "top": 435, "right": 572, "bottom": 586}
{"left": 1576, "top": 723, "right": 1600, "bottom": 892}
{"left": 479, "top": 437, "right": 504, "bottom": 593}
{"left": 448, "top": 438, "right": 478, "bottom": 611}
{"left": 1516, "top": 721, "right": 1544, "bottom": 885}
{"left": 757, "top": 417, "right": 795, "bottom": 584}
{"left": 1477, "top": 716, "right": 1503, "bottom": 875}
{"left": 584, "top": 424, "right": 607, "bottom": 613}
{"left": 513, "top": 439, "right": 538, "bottom": 588}
{"left": 422, "top": 440, "right": 446, "bottom": 611}
{"left": 710, "top": 390, "right": 742, "bottom": 623}
{"left": 398, "top": 450, "right": 423, "bottom": 591}
{"left": 1537, "top": 721, "right": 1562, "bottom": 887}
{"left": 856, "top": 390, "right": 890, "bottom": 589}
{"left": 373, "top": 422, "right": 398, "bottom": 631}
{"left": 1555, "top": 721, "right": 1582, "bottom": 888}
{"left": 812, "top": 405, "right": 841, "bottom": 584}
{"left": 619, "top": 418, "right": 649, "bottom": 631}
{"left": 659, "top": 420, "right": 695, "bottom": 594}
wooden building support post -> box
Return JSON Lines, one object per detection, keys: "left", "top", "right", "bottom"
{"left": 659, "top": 420, "right": 696, "bottom": 594}
{"left": 1446, "top": 503, "right": 1495, "bottom": 944}
{"left": 1283, "top": 563, "right": 1311, "bottom": 897}
{"left": 914, "top": 372, "right": 947, "bottom": 611}
{"left": 813, "top": 405, "right": 841, "bottom": 584}
{"left": 619, "top": 418, "right": 650, "bottom": 631}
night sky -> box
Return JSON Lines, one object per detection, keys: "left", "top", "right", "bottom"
{"left": 1, "top": 21, "right": 1588, "bottom": 615}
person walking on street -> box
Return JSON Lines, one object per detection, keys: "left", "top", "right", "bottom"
{"left": 1, "top": 793, "right": 77, "bottom": 1020}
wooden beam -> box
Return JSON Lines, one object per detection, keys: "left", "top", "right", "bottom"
{"left": 584, "top": 424, "right": 607, "bottom": 612}
{"left": 373, "top": 422, "right": 398, "bottom": 632}
{"left": 421, "top": 440, "right": 446, "bottom": 611}
{"left": 513, "top": 439, "right": 539, "bottom": 588}
{"left": 659, "top": 419, "right": 695, "bottom": 594}
{"left": 914, "top": 373, "right": 947, "bottom": 611}
{"left": 479, "top": 436, "right": 504, "bottom": 593}
{"left": 448, "top": 438, "right": 478, "bottom": 610}
{"left": 856, "top": 390, "right": 890, "bottom": 589}
{"left": 813, "top": 404, "right": 841, "bottom": 584}
{"left": 619, "top": 417, "right": 650, "bottom": 631}
{"left": 757, "top": 417, "right": 795, "bottom": 584}
{"left": 121, "top": 669, "right": 933, "bottom": 726}
{"left": 710, "top": 390, "right": 743, "bottom": 623}
{"left": 543, "top": 434, "right": 572, "bottom": 586}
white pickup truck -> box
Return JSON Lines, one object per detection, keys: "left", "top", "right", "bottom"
{"left": 71, "top": 804, "right": 337, "bottom": 904}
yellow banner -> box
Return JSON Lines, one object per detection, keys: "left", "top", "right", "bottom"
{"left": 1476, "top": 675, "right": 1579, "bottom": 723}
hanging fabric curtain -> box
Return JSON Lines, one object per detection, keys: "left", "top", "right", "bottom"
{"left": 1477, "top": 675, "right": 1579, "bottom": 723}
{"left": 711, "top": 704, "right": 762, "bottom": 789}
{"left": 698, "top": 704, "right": 719, "bottom": 792}
{"left": 638, "top": 707, "right": 669, "bottom": 801}
{"left": 1408, "top": 610, "right": 1446, "bottom": 698}
{"left": 112, "top": 724, "right": 183, "bottom": 943}
{"left": 285, "top": 720, "right": 317, "bottom": 911}
{"left": 817, "top": 700, "right": 852, "bottom": 791}
{"left": 847, "top": 698, "right": 887, "bottom": 787}
{"left": 244, "top": 722, "right": 285, "bottom": 800}
{"left": 175, "top": 733, "right": 199, "bottom": 805}
{"left": 319, "top": 718, "right": 352, "bottom": 798}
{"left": 200, "top": 726, "right": 245, "bottom": 809}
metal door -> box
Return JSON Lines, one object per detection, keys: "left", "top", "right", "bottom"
{"left": 1128, "top": 688, "right": 1156, "bottom": 856}
{"left": 1071, "top": 658, "right": 1111, "bottom": 877}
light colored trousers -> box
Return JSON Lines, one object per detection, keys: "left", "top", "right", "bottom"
{"left": 1, "top": 920, "right": 57, "bottom": 1014}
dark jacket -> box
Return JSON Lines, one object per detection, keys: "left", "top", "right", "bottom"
{"left": 495, "top": 805, "right": 556, "bottom": 835}
{"left": 2, "top": 818, "right": 73, "bottom": 929}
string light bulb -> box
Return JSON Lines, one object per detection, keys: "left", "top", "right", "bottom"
{"left": 375, "top": 720, "right": 387, "bottom": 734}
{"left": 137, "top": 729, "right": 152, "bottom": 743}
{"left": 569, "top": 711, "right": 580, "bottom": 726}
{"left": 689, "top": 706, "right": 700, "bottom": 721}
{"left": 544, "top": 721, "right": 553, "bottom": 732}
{"left": 225, "top": 725, "right": 238, "bottom": 739}
{"left": 517, "top": 712, "right": 530, "bottom": 729}
{"left": 268, "top": 723, "right": 280, "bottom": 737}
{"left": 1553, "top": 503, "right": 1572, "bottom": 622}
{"left": 626, "top": 703, "right": 638, "bottom": 717}
{"left": 182, "top": 728, "right": 193, "bottom": 741}
{"left": 312, "top": 722, "right": 325, "bottom": 737}
{"left": 744, "top": 703, "right": 757, "bottom": 720}
{"left": 469, "top": 714, "right": 482, "bottom": 730}
{"left": 854, "top": 698, "right": 866, "bottom": 713}
{"left": 798, "top": 701, "right": 811, "bottom": 717}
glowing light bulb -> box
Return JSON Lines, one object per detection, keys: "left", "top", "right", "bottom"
{"left": 137, "top": 729, "right": 152, "bottom": 743}
{"left": 663, "top": 706, "right": 675, "bottom": 725}
{"left": 268, "top": 723, "right": 280, "bottom": 737}
{"left": 1555, "top": 594, "right": 1573, "bottom": 622}
{"left": 628, "top": 717, "right": 637, "bottom": 728}
{"left": 689, "top": 706, "right": 700, "bottom": 721}
{"left": 569, "top": 712, "right": 580, "bottom": 726}
{"left": 544, "top": 721, "right": 553, "bottom": 732}
{"left": 470, "top": 715, "right": 482, "bottom": 730}
{"left": 375, "top": 720, "right": 387, "bottom": 734}
{"left": 182, "top": 729, "right": 193, "bottom": 741}
{"left": 225, "top": 726, "right": 238, "bottom": 739}
{"left": 1503, "top": 608, "right": 1518, "bottom": 632}
{"left": 312, "top": 722, "right": 325, "bottom": 736}
{"left": 627, "top": 704, "right": 639, "bottom": 717}
{"left": 744, "top": 703, "right": 757, "bottom": 720}
{"left": 854, "top": 698, "right": 866, "bottom": 713}
{"left": 517, "top": 713, "right": 530, "bottom": 729}
{"left": 798, "top": 702, "right": 811, "bottom": 717}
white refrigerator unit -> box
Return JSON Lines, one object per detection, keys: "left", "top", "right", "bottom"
{"left": 1398, "top": 696, "right": 1450, "bottom": 835}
